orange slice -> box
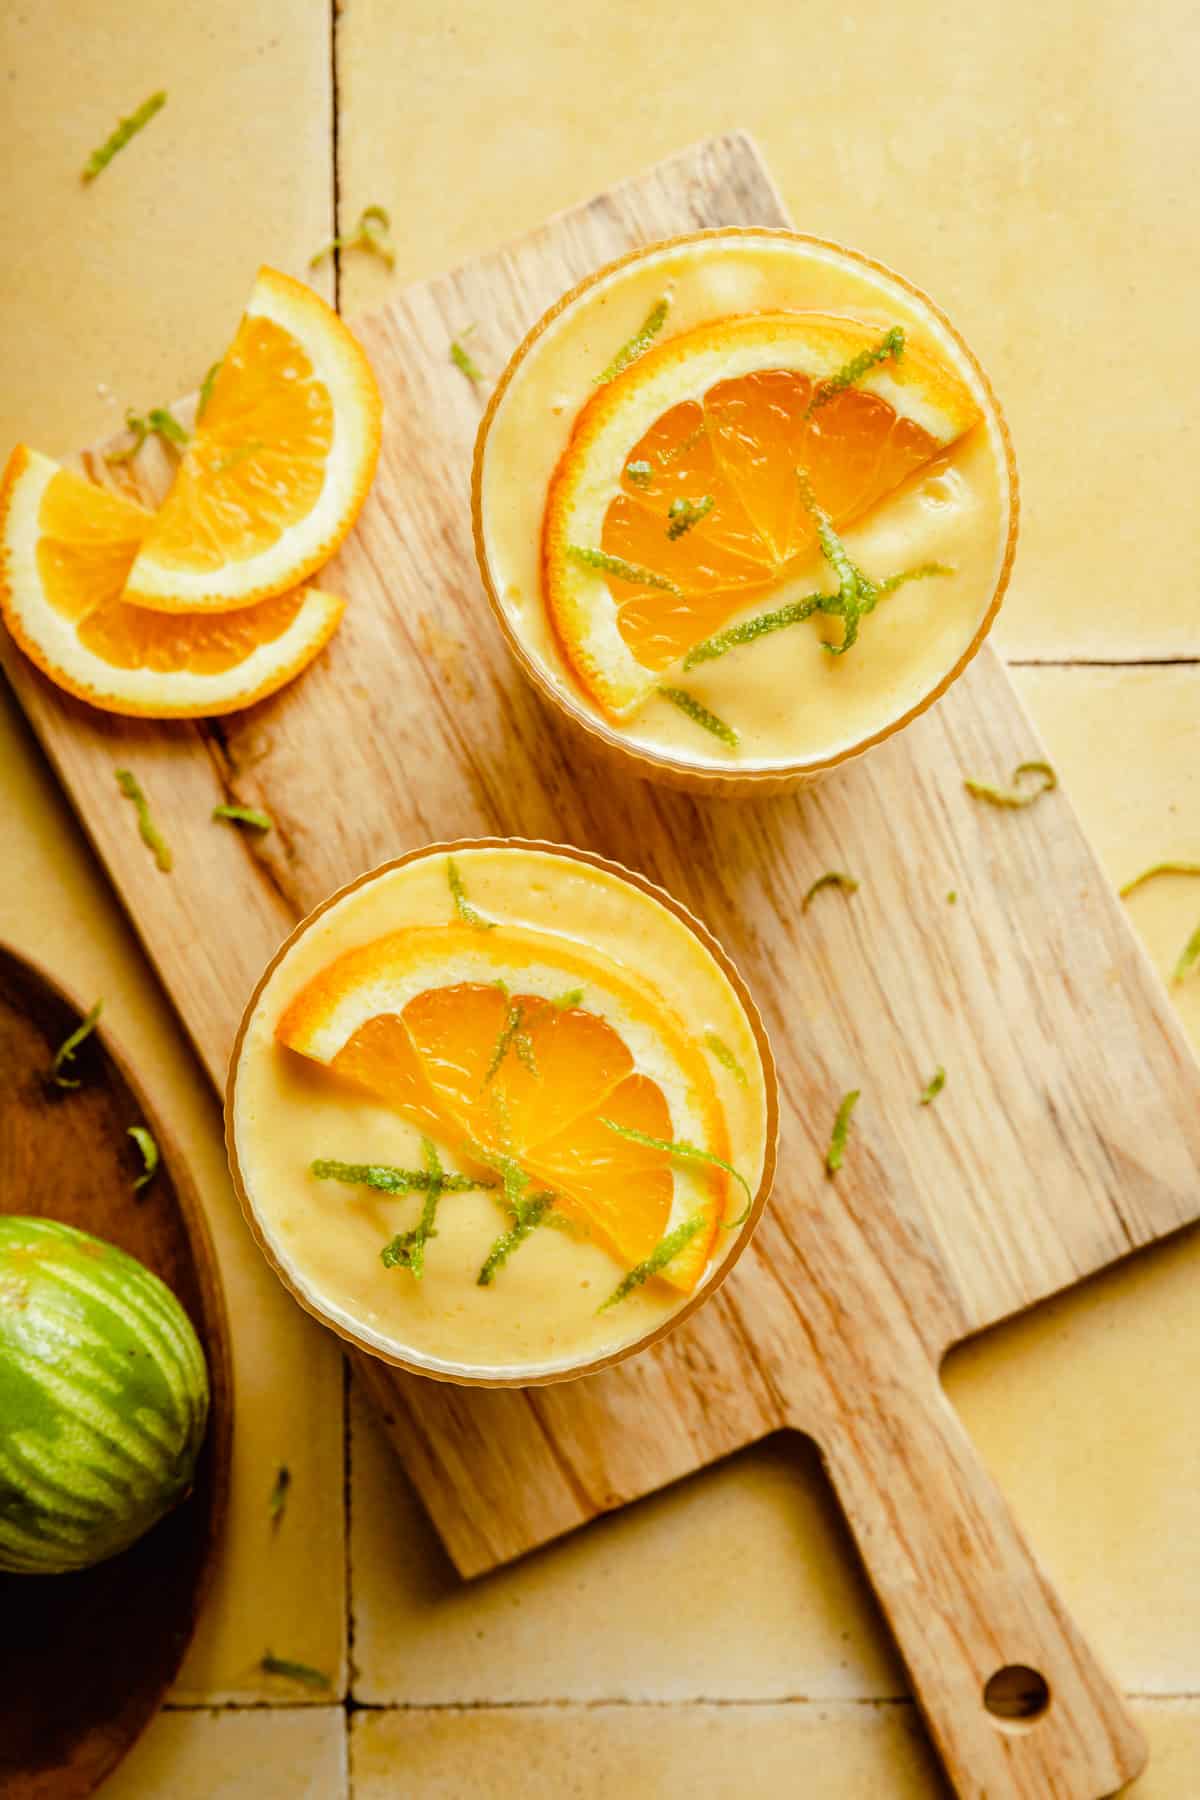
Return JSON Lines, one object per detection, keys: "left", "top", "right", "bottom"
{"left": 0, "top": 447, "right": 344, "bottom": 717}
{"left": 276, "top": 921, "right": 737, "bottom": 1291}
{"left": 120, "top": 267, "right": 382, "bottom": 614}
{"left": 543, "top": 311, "right": 981, "bottom": 716}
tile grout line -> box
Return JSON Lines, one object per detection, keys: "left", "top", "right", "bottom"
{"left": 1005, "top": 655, "right": 1199, "bottom": 669}
{"left": 330, "top": 0, "right": 342, "bottom": 317}
{"left": 163, "top": 1692, "right": 1200, "bottom": 1716}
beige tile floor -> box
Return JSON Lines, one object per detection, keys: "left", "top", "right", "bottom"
{"left": 3, "top": 2, "right": 1198, "bottom": 1793}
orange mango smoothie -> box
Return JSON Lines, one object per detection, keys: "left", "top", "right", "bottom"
{"left": 474, "top": 229, "right": 1015, "bottom": 781}
{"left": 228, "top": 844, "right": 774, "bottom": 1383}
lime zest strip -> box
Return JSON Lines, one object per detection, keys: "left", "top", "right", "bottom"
{"left": 197, "top": 361, "right": 221, "bottom": 420}
{"left": 682, "top": 564, "right": 951, "bottom": 671}
{"left": 477, "top": 1191, "right": 556, "bottom": 1286}
{"left": 595, "top": 296, "right": 670, "bottom": 385}
{"left": 551, "top": 987, "right": 584, "bottom": 1011}
{"left": 807, "top": 326, "right": 905, "bottom": 413}
{"left": 106, "top": 406, "right": 190, "bottom": 464}
{"left": 450, "top": 329, "right": 485, "bottom": 387}
{"left": 260, "top": 1654, "right": 331, "bottom": 1692}
{"left": 703, "top": 1031, "right": 747, "bottom": 1086}
{"left": 485, "top": 1001, "right": 538, "bottom": 1082}
{"left": 825, "top": 1089, "right": 860, "bottom": 1176}
{"left": 658, "top": 687, "right": 739, "bottom": 748}
{"left": 1119, "top": 861, "right": 1200, "bottom": 898}
{"left": 379, "top": 1139, "right": 452, "bottom": 1278}
{"left": 115, "top": 769, "right": 173, "bottom": 872}
{"left": 802, "top": 870, "right": 859, "bottom": 912}
{"left": 127, "top": 1125, "right": 159, "bottom": 1192}
{"left": 599, "top": 1118, "right": 752, "bottom": 1226}
{"left": 1174, "top": 921, "right": 1200, "bottom": 985}
{"left": 666, "top": 495, "right": 714, "bottom": 540}
{"left": 311, "top": 1157, "right": 488, "bottom": 1196}
{"left": 684, "top": 593, "right": 827, "bottom": 668}
{"left": 81, "top": 90, "right": 166, "bottom": 182}
{"left": 269, "top": 1464, "right": 291, "bottom": 1527}
{"left": 213, "top": 802, "right": 274, "bottom": 832}
{"left": 625, "top": 461, "right": 653, "bottom": 488}
{"left": 311, "top": 203, "right": 395, "bottom": 270}
{"left": 566, "top": 544, "right": 682, "bottom": 595}
{"left": 50, "top": 999, "right": 103, "bottom": 1089}
{"left": 964, "top": 761, "right": 1057, "bottom": 809}
{"left": 447, "top": 856, "right": 494, "bottom": 930}
{"left": 598, "top": 1214, "right": 705, "bottom": 1311}
{"left": 797, "top": 470, "right": 865, "bottom": 656}
{"left": 919, "top": 1066, "right": 946, "bottom": 1106}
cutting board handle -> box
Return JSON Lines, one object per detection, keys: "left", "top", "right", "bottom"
{"left": 818, "top": 1365, "right": 1145, "bottom": 1798}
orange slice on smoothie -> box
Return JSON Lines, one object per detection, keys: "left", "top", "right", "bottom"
{"left": 0, "top": 448, "right": 344, "bottom": 717}
{"left": 276, "top": 921, "right": 735, "bottom": 1290}
{"left": 120, "top": 267, "right": 382, "bottom": 614}
{"left": 543, "top": 312, "right": 981, "bottom": 716}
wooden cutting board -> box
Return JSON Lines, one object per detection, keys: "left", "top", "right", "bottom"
{"left": 4, "top": 133, "right": 1199, "bottom": 1799}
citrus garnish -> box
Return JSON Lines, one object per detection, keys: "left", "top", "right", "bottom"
{"left": 543, "top": 311, "right": 981, "bottom": 717}
{"left": 275, "top": 921, "right": 739, "bottom": 1291}
{"left": 0, "top": 448, "right": 344, "bottom": 717}
{"left": 119, "top": 267, "right": 381, "bottom": 613}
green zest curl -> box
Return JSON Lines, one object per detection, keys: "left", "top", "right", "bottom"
{"left": 825, "top": 1089, "right": 860, "bottom": 1176}
{"left": 919, "top": 1067, "right": 946, "bottom": 1106}
{"left": 379, "top": 1139, "right": 452, "bottom": 1278}
{"left": 81, "top": 91, "right": 166, "bottom": 182}
{"left": 964, "top": 761, "right": 1057, "bottom": 809}
{"left": 596, "top": 297, "right": 670, "bottom": 385}
{"left": 666, "top": 495, "right": 714, "bottom": 540}
{"left": 658, "top": 687, "right": 739, "bottom": 748}
{"left": 312, "top": 1157, "right": 486, "bottom": 1196}
{"left": 50, "top": 999, "right": 103, "bottom": 1089}
{"left": 808, "top": 327, "right": 905, "bottom": 413}
{"left": 106, "top": 406, "right": 190, "bottom": 463}
{"left": 1174, "top": 922, "right": 1200, "bottom": 985}
{"left": 450, "top": 331, "right": 485, "bottom": 387}
{"left": 213, "top": 802, "right": 273, "bottom": 832}
{"left": 269, "top": 1465, "right": 291, "bottom": 1527}
{"left": 115, "top": 769, "right": 173, "bottom": 872}
{"left": 551, "top": 988, "right": 584, "bottom": 1010}
{"left": 447, "top": 856, "right": 494, "bottom": 929}
{"left": 485, "top": 1002, "right": 538, "bottom": 1081}
{"left": 1119, "top": 861, "right": 1200, "bottom": 898}
{"left": 567, "top": 544, "right": 682, "bottom": 595}
{"left": 703, "top": 1031, "right": 747, "bottom": 1086}
{"left": 477, "top": 1191, "right": 556, "bottom": 1285}
{"left": 127, "top": 1125, "right": 159, "bottom": 1191}
{"left": 598, "top": 1215, "right": 704, "bottom": 1311}
{"left": 260, "top": 1654, "right": 331, "bottom": 1691}
{"left": 802, "top": 870, "right": 859, "bottom": 912}
{"left": 197, "top": 361, "right": 221, "bottom": 420}
{"left": 311, "top": 204, "right": 395, "bottom": 270}
{"left": 625, "top": 460, "right": 653, "bottom": 488}
{"left": 599, "top": 1118, "right": 752, "bottom": 1226}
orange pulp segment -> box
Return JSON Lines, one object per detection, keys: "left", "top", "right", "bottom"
{"left": 276, "top": 922, "right": 737, "bottom": 1290}
{"left": 542, "top": 312, "right": 982, "bottom": 716}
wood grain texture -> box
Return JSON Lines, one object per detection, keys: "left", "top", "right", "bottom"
{"left": 0, "top": 947, "right": 232, "bottom": 1799}
{"left": 3, "top": 132, "right": 1198, "bottom": 1796}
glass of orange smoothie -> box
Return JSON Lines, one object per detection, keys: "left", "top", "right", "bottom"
{"left": 226, "top": 841, "right": 776, "bottom": 1385}
{"left": 472, "top": 228, "right": 1017, "bottom": 792}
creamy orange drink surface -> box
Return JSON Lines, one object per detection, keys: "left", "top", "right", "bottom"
{"left": 474, "top": 229, "right": 1016, "bottom": 779}
{"left": 228, "top": 844, "right": 774, "bottom": 1381}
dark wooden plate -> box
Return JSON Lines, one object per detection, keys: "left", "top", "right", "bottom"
{"left": 0, "top": 944, "right": 232, "bottom": 1798}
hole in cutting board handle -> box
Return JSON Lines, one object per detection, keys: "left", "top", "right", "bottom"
{"left": 984, "top": 1664, "right": 1051, "bottom": 1726}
